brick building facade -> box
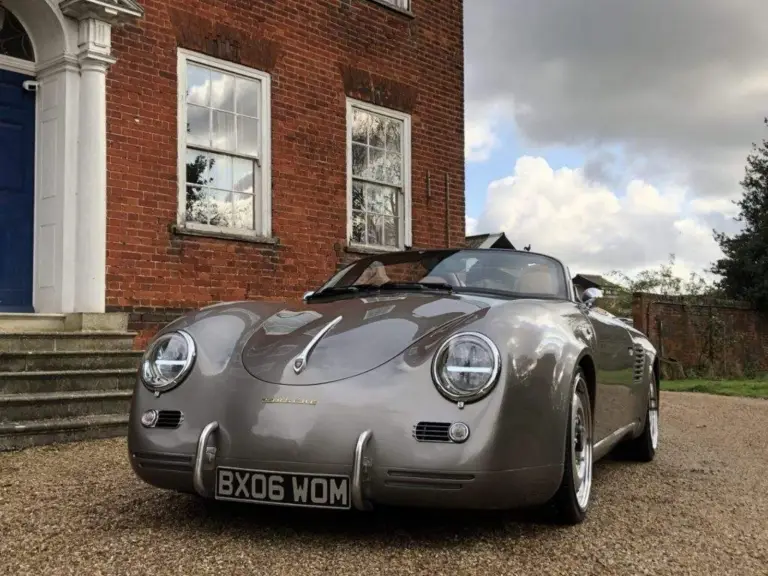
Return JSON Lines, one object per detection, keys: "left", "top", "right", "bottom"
{"left": 0, "top": 0, "right": 465, "bottom": 347}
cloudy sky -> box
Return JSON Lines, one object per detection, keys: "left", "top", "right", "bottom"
{"left": 463, "top": 0, "right": 768, "bottom": 282}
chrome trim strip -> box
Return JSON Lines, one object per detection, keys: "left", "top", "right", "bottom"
{"left": 291, "top": 315, "right": 343, "bottom": 374}
{"left": 352, "top": 429, "right": 373, "bottom": 511}
{"left": 193, "top": 421, "right": 219, "bottom": 497}
{"left": 593, "top": 422, "right": 635, "bottom": 461}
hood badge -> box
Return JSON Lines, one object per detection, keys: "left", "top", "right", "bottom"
{"left": 262, "top": 397, "right": 318, "bottom": 406}
{"left": 291, "top": 315, "right": 343, "bottom": 374}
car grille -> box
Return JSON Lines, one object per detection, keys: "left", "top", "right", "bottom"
{"left": 413, "top": 421, "right": 452, "bottom": 443}
{"left": 633, "top": 344, "right": 646, "bottom": 385}
{"left": 155, "top": 410, "right": 183, "bottom": 429}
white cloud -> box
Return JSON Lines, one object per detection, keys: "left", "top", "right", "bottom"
{"left": 474, "top": 156, "right": 724, "bottom": 279}
{"left": 690, "top": 197, "right": 740, "bottom": 218}
{"left": 465, "top": 216, "right": 478, "bottom": 235}
{"left": 464, "top": 0, "right": 768, "bottom": 198}
{"left": 465, "top": 119, "right": 499, "bottom": 163}
{"left": 464, "top": 101, "right": 515, "bottom": 163}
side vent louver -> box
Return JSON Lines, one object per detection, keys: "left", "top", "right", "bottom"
{"left": 155, "top": 410, "right": 183, "bottom": 429}
{"left": 633, "top": 344, "right": 646, "bottom": 385}
{"left": 413, "top": 422, "right": 452, "bottom": 443}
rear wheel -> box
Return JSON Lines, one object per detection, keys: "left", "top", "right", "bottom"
{"left": 552, "top": 368, "right": 593, "bottom": 525}
{"left": 625, "top": 372, "right": 659, "bottom": 462}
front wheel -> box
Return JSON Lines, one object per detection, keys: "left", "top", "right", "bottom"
{"left": 552, "top": 368, "right": 593, "bottom": 525}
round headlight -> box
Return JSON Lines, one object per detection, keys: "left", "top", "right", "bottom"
{"left": 431, "top": 332, "right": 500, "bottom": 402}
{"left": 140, "top": 330, "right": 196, "bottom": 393}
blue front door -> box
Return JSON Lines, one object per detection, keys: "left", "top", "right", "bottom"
{"left": 0, "top": 69, "right": 36, "bottom": 312}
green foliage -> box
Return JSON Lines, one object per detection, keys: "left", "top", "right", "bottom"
{"left": 711, "top": 117, "right": 768, "bottom": 312}
{"left": 601, "top": 254, "right": 718, "bottom": 316}
{"left": 661, "top": 377, "right": 768, "bottom": 399}
{"left": 609, "top": 254, "right": 716, "bottom": 297}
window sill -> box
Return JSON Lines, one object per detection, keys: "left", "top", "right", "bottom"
{"left": 344, "top": 243, "right": 405, "bottom": 256}
{"left": 172, "top": 224, "right": 279, "bottom": 246}
{"left": 365, "top": 0, "right": 415, "bottom": 18}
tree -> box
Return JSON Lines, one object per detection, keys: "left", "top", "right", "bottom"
{"left": 711, "top": 117, "right": 768, "bottom": 312}
{"left": 603, "top": 255, "right": 717, "bottom": 316}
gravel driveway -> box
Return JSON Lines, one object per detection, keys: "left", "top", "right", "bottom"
{"left": 1, "top": 391, "right": 767, "bottom": 576}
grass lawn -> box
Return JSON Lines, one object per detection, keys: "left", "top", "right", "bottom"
{"left": 661, "top": 378, "right": 768, "bottom": 399}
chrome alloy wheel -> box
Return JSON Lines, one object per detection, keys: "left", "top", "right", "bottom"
{"left": 648, "top": 378, "right": 659, "bottom": 450}
{"left": 571, "top": 376, "right": 593, "bottom": 511}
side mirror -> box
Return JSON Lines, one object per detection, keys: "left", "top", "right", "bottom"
{"left": 302, "top": 291, "right": 315, "bottom": 301}
{"left": 582, "top": 287, "right": 603, "bottom": 309}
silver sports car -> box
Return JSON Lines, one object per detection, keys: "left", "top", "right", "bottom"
{"left": 128, "top": 248, "right": 660, "bottom": 524}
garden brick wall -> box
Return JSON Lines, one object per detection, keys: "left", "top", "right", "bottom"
{"left": 103, "top": 0, "right": 465, "bottom": 349}
{"left": 632, "top": 292, "right": 768, "bottom": 378}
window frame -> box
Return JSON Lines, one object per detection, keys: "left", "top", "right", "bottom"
{"left": 369, "top": 0, "right": 412, "bottom": 14}
{"left": 345, "top": 97, "right": 412, "bottom": 252}
{"left": 176, "top": 48, "right": 273, "bottom": 241}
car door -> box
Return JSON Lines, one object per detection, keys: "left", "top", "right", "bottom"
{"left": 584, "top": 307, "right": 636, "bottom": 442}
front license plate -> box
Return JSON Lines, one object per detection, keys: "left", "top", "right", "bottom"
{"left": 215, "top": 467, "right": 351, "bottom": 510}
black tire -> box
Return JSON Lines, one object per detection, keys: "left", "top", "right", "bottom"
{"left": 552, "top": 368, "right": 593, "bottom": 525}
{"left": 624, "top": 371, "right": 659, "bottom": 462}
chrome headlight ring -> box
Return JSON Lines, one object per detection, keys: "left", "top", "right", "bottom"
{"left": 431, "top": 331, "right": 501, "bottom": 404}
{"left": 140, "top": 330, "right": 197, "bottom": 394}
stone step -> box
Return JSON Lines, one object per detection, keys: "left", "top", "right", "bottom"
{"left": 0, "top": 314, "right": 67, "bottom": 333}
{"left": 0, "top": 369, "right": 137, "bottom": 395}
{"left": 0, "top": 350, "right": 143, "bottom": 372}
{"left": 0, "top": 414, "right": 129, "bottom": 452}
{"left": 0, "top": 312, "right": 128, "bottom": 333}
{"left": 0, "top": 332, "right": 137, "bottom": 352}
{"left": 0, "top": 390, "right": 134, "bottom": 422}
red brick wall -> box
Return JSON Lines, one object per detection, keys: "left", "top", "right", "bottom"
{"left": 104, "top": 0, "right": 465, "bottom": 348}
{"left": 632, "top": 292, "right": 768, "bottom": 378}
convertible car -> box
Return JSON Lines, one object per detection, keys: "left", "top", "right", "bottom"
{"left": 128, "top": 247, "right": 660, "bottom": 524}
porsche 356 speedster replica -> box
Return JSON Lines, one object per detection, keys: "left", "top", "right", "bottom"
{"left": 128, "top": 247, "right": 660, "bottom": 524}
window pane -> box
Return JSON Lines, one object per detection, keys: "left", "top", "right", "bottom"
{"left": 212, "top": 111, "right": 236, "bottom": 151}
{"left": 211, "top": 71, "right": 235, "bottom": 112}
{"left": 352, "top": 211, "right": 365, "bottom": 243}
{"left": 187, "top": 104, "right": 210, "bottom": 147}
{"left": 379, "top": 185, "right": 398, "bottom": 216}
{"left": 208, "top": 152, "right": 233, "bottom": 190}
{"left": 233, "top": 192, "right": 254, "bottom": 230}
{"left": 237, "top": 116, "right": 260, "bottom": 156}
{"left": 186, "top": 150, "right": 210, "bottom": 186}
{"left": 366, "top": 213, "right": 382, "bottom": 245}
{"left": 365, "top": 183, "right": 383, "bottom": 214}
{"left": 352, "top": 183, "right": 364, "bottom": 210}
{"left": 236, "top": 77, "right": 260, "bottom": 118}
{"left": 368, "top": 147, "right": 385, "bottom": 182}
{"left": 233, "top": 157, "right": 254, "bottom": 194}
{"left": 383, "top": 217, "right": 398, "bottom": 247}
{"left": 352, "top": 143, "right": 367, "bottom": 177}
{"left": 384, "top": 151, "right": 402, "bottom": 186}
{"left": 369, "top": 115, "right": 385, "bottom": 149}
{"left": 187, "top": 65, "right": 210, "bottom": 106}
{"left": 186, "top": 188, "right": 232, "bottom": 228}
{"left": 386, "top": 120, "right": 401, "bottom": 151}
{"left": 352, "top": 110, "right": 367, "bottom": 143}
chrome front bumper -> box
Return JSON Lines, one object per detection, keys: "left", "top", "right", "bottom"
{"left": 191, "top": 421, "right": 375, "bottom": 511}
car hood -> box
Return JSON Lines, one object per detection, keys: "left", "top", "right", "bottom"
{"left": 241, "top": 292, "right": 492, "bottom": 385}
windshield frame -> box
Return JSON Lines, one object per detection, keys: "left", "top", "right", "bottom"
{"left": 311, "top": 248, "right": 575, "bottom": 302}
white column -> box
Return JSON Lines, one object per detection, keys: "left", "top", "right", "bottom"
{"left": 74, "top": 18, "right": 114, "bottom": 312}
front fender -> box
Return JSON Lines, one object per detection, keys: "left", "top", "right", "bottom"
{"left": 402, "top": 300, "right": 595, "bottom": 470}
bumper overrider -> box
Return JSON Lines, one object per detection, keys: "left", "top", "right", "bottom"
{"left": 189, "top": 423, "right": 374, "bottom": 511}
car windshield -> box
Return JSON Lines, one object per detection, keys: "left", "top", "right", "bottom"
{"left": 313, "top": 249, "right": 569, "bottom": 300}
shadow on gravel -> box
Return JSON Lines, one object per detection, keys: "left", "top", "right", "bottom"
{"left": 117, "top": 459, "right": 628, "bottom": 547}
